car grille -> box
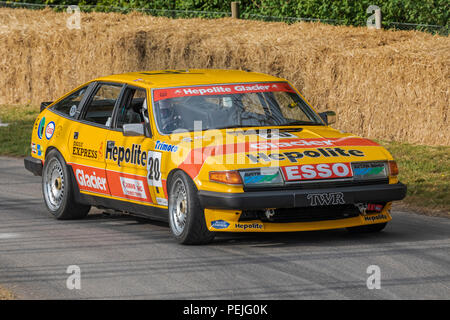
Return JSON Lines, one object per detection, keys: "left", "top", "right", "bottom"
{"left": 240, "top": 204, "right": 362, "bottom": 223}
{"left": 243, "top": 178, "right": 388, "bottom": 192}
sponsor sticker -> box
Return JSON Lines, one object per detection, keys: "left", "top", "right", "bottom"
{"left": 105, "top": 141, "right": 147, "bottom": 167}
{"left": 352, "top": 162, "right": 387, "bottom": 180}
{"left": 211, "top": 220, "right": 230, "bottom": 230}
{"left": 364, "top": 213, "right": 388, "bottom": 222}
{"left": 74, "top": 165, "right": 109, "bottom": 194}
{"left": 73, "top": 141, "right": 98, "bottom": 159}
{"left": 250, "top": 139, "right": 334, "bottom": 149}
{"left": 45, "top": 121, "right": 55, "bottom": 140}
{"left": 228, "top": 130, "right": 297, "bottom": 140}
{"left": 156, "top": 197, "right": 168, "bottom": 206}
{"left": 153, "top": 82, "right": 295, "bottom": 101}
{"left": 155, "top": 140, "right": 178, "bottom": 153}
{"left": 247, "top": 148, "right": 365, "bottom": 164}
{"left": 234, "top": 222, "right": 264, "bottom": 231}
{"left": 119, "top": 177, "right": 147, "bottom": 200}
{"left": 307, "top": 192, "right": 346, "bottom": 206}
{"left": 240, "top": 168, "right": 283, "bottom": 186}
{"left": 120, "top": 177, "right": 147, "bottom": 199}
{"left": 282, "top": 162, "right": 353, "bottom": 181}
{"left": 37, "top": 117, "right": 46, "bottom": 139}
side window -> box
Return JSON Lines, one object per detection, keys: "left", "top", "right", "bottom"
{"left": 82, "top": 83, "right": 122, "bottom": 126}
{"left": 51, "top": 86, "right": 87, "bottom": 117}
{"left": 116, "top": 88, "right": 147, "bottom": 129}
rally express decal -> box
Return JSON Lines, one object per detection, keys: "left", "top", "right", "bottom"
{"left": 73, "top": 141, "right": 98, "bottom": 159}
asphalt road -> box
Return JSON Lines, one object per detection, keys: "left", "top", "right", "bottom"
{"left": 0, "top": 156, "right": 449, "bottom": 300}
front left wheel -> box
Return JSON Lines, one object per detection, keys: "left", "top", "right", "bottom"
{"left": 168, "top": 171, "right": 215, "bottom": 245}
{"left": 42, "top": 149, "right": 91, "bottom": 220}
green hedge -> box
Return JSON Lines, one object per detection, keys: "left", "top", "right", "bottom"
{"left": 10, "top": 0, "right": 450, "bottom": 26}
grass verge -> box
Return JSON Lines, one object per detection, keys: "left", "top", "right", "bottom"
{"left": 0, "top": 105, "right": 448, "bottom": 215}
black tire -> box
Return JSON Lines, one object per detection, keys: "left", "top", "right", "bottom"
{"left": 42, "top": 149, "right": 91, "bottom": 220}
{"left": 168, "top": 171, "right": 215, "bottom": 245}
{"left": 347, "top": 222, "right": 387, "bottom": 234}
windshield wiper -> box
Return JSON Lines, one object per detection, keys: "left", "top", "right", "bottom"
{"left": 210, "top": 124, "right": 256, "bottom": 130}
{"left": 283, "top": 120, "right": 322, "bottom": 126}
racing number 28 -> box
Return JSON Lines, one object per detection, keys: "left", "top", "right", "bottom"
{"left": 147, "top": 151, "right": 162, "bottom": 187}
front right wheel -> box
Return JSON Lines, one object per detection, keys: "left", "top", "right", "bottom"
{"left": 168, "top": 171, "right": 215, "bottom": 245}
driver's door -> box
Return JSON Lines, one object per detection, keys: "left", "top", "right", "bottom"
{"left": 105, "top": 86, "right": 158, "bottom": 207}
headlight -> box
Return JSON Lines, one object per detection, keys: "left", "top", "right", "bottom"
{"left": 352, "top": 161, "right": 388, "bottom": 180}
{"left": 239, "top": 167, "right": 284, "bottom": 187}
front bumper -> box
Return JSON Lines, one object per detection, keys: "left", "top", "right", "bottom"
{"left": 24, "top": 156, "right": 43, "bottom": 176}
{"left": 198, "top": 182, "right": 407, "bottom": 210}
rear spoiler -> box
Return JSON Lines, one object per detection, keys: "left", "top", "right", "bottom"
{"left": 40, "top": 101, "right": 53, "bottom": 112}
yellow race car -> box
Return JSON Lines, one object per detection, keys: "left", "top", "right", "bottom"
{"left": 24, "top": 69, "right": 406, "bottom": 244}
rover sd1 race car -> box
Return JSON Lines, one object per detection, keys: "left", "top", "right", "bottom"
{"left": 24, "top": 69, "right": 407, "bottom": 244}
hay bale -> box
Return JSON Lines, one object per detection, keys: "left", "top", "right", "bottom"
{"left": 0, "top": 8, "right": 448, "bottom": 145}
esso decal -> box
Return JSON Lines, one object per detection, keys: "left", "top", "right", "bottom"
{"left": 282, "top": 162, "right": 353, "bottom": 181}
{"left": 45, "top": 121, "right": 55, "bottom": 140}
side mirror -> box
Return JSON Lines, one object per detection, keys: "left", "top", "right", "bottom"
{"left": 123, "top": 123, "right": 145, "bottom": 137}
{"left": 319, "top": 110, "right": 336, "bottom": 125}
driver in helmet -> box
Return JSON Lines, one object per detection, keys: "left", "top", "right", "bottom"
{"left": 158, "top": 99, "right": 180, "bottom": 133}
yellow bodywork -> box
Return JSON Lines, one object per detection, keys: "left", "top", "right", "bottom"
{"left": 30, "top": 69, "right": 395, "bottom": 232}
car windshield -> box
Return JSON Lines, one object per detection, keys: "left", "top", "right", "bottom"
{"left": 152, "top": 82, "right": 324, "bottom": 134}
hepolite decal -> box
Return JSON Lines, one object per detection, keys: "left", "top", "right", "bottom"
{"left": 106, "top": 141, "right": 147, "bottom": 167}
{"left": 246, "top": 148, "right": 365, "bottom": 163}
{"left": 235, "top": 223, "right": 264, "bottom": 231}
{"left": 364, "top": 213, "right": 388, "bottom": 222}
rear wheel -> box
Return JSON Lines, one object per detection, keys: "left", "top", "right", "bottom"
{"left": 42, "top": 149, "right": 91, "bottom": 220}
{"left": 347, "top": 222, "right": 387, "bottom": 233}
{"left": 168, "top": 171, "right": 215, "bottom": 245}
